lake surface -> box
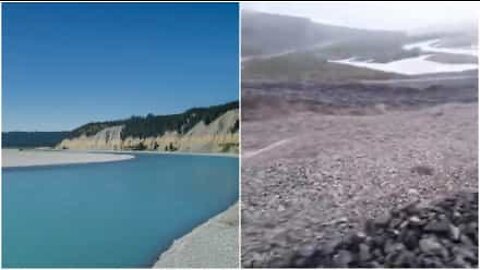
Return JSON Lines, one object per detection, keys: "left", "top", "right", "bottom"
{"left": 403, "top": 39, "right": 478, "bottom": 57}
{"left": 329, "top": 39, "right": 478, "bottom": 75}
{"left": 2, "top": 153, "right": 238, "bottom": 268}
{"left": 329, "top": 55, "right": 478, "bottom": 75}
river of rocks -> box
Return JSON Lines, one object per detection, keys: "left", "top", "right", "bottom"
{"left": 241, "top": 102, "right": 477, "bottom": 268}
{"left": 291, "top": 192, "right": 478, "bottom": 268}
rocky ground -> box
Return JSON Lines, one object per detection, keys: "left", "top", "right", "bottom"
{"left": 242, "top": 80, "right": 477, "bottom": 121}
{"left": 291, "top": 192, "right": 478, "bottom": 268}
{"left": 241, "top": 82, "right": 478, "bottom": 267}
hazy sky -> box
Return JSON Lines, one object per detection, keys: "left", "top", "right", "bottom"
{"left": 3, "top": 3, "right": 239, "bottom": 131}
{"left": 242, "top": 2, "right": 480, "bottom": 31}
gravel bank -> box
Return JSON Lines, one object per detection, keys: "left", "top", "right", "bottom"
{"left": 153, "top": 203, "right": 239, "bottom": 268}
{"left": 2, "top": 149, "right": 134, "bottom": 168}
{"left": 241, "top": 103, "right": 478, "bottom": 267}
{"left": 290, "top": 192, "right": 478, "bottom": 268}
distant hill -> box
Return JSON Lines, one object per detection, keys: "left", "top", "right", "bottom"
{"left": 242, "top": 11, "right": 414, "bottom": 82}
{"left": 2, "top": 131, "right": 69, "bottom": 148}
{"left": 58, "top": 101, "right": 239, "bottom": 153}
{"left": 242, "top": 11, "right": 408, "bottom": 59}
{"left": 69, "top": 101, "right": 238, "bottom": 139}
{"left": 3, "top": 101, "right": 239, "bottom": 154}
{"left": 242, "top": 11, "right": 478, "bottom": 83}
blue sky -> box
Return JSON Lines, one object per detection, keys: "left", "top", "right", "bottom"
{"left": 3, "top": 3, "right": 239, "bottom": 131}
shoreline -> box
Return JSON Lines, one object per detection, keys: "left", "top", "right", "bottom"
{"left": 153, "top": 202, "right": 239, "bottom": 268}
{"left": 2, "top": 149, "right": 135, "bottom": 168}
{"left": 37, "top": 147, "right": 238, "bottom": 158}
{"left": 83, "top": 149, "right": 239, "bottom": 158}
{"left": 2, "top": 148, "right": 238, "bottom": 169}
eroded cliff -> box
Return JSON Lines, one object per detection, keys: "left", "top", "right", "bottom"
{"left": 57, "top": 103, "right": 239, "bottom": 154}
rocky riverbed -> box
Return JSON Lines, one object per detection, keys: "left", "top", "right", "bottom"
{"left": 291, "top": 192, "right": 478, "bottom": 268}
{"left": 241, "top": 101, "right": 478, "bottom": 267}
{"left": 242, "top": 80, "right": 477, "bottom": 121}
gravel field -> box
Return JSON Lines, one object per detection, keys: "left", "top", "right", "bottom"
{"left": 241, "top": 102, "right": 478, "bottom": 267}
{"left": 154, "top": 203, "right": 239, "bottom": 268}
{"left": 309, "top": 192, "right": 478, "bottom": 268}
{"left": 2, "top": 149, "right": 134, "bottom": 168}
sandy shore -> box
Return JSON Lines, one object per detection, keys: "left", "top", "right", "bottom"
{"left": 153, "top": 202, "right": 239, "bottom": 268}
{"left": 2, "top": 149, "right": 134, "bottom": 168}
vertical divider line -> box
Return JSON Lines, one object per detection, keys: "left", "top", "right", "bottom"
{"left": 238, "top": 2, "right": 242, "bottom": 269}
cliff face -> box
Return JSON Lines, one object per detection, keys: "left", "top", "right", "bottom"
{"left": 57, "top": 109, "right": 239, "bottom": 154}
{"left": 57, "top": 126, "right": 124, "bottom": 150}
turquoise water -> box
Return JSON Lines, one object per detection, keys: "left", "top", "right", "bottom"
{"left": 2, "top": 153, "right": 238, "bottom": 268}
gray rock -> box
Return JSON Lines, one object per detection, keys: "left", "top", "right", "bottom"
{"left": 424, "top": 219, "right": 450, "bottom": 233}
{"left": 393, "top": 250, "right": 416, "bottom": 267}
{"left": 419, "top": 237, "right": 444, "bottom": 254}
{"left": 385, "top": 241, "right": 405, "bottom": 254}
{"left": 408, "top": 215, "right": 422, "bottom": 226}
{"left": 460, "top": 234, "right": 475, "bottom": 247}
{"left": 449, "top": 224, "right": 461, "bottom": 241}
{"left": 451, "top": 255, "right": 471, "bottom": 268}
{"left": 374, "top": 213, "right": 391, "bottom": 227}
{"left": 454, "top": 246, "right": 477, "bottom": 262}
{"left": 358, "top": 243, "right": 371, "bottom": 262}
{"left": 402, "top": 230, "right": 419, "bottom": 250}
{"left": 333, "top": 250, "right": 353, "bottom": 267}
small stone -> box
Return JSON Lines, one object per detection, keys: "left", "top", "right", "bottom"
{"left": 385, "top": 242, "right": 405, "bottom": 254}
{"left": 453, "top": 211, "right": 462, "bottom": 220}
{"left": 358, "top": 243, "right": 371, "bottom": 261}
{"left": 346, "top": 232, "right": 366, "bottom": 246}
{"left": 453, "top": 245, "right": 477, "bottom": 262}
{"left": 364, "top": 261, "right": 382, "bottom": 268}
{"left": 399, "top": 220, "right": 409, "bottom": 229}
{"left": 402, "top": 230, "right": 419, "bottom": 250}
{"left": 389, "top": 218, "right": 402, "bottom": 229}
{"left": 384, "top": 252, "right": 397, "bottom": 267}
{"left": 297, "top": 244, "right": 317, "bottom": 258}
{"left": 419, "top": 237, "right": 444, "bottom": 254}
{"left": 449, "top": 224, "right": 461, "bottom": 241}
{"left": 356, "top": 231, "right": 367, "bottom": 239}
{"left": 322, "top": 239, "right": 341, "bottom": 255}
{"left": 333, "top": 250, "right": 353, "bottom": 267}
{"left": 364, "top": 220, "right": 376, "bottom": 234}
{"left": 407, "top": 188, "right": 420, "bottom": 196}
{"left": 420, "top": 256, "right": 444, "bottom": 268}
{"left": 372, "top": 235, "right": 386, "bottom": 248}
{"left": 404, "top": 203, "right": 422, "bottom": 215}
{"left": 374, "top": 213, "right": 391, "bottom": 227}
{"left": 393, "top": 250, "right": 416, "bottom": 267}
{"left": 451, "top": 255, "right": 471, "bottom": 268}
{"left": 424, "top": 219, "right": 450, "bottom": 233}
{"left": 408, "top": 216, "right": 422, "bottom": 226}
{"left": 372, "top": 248, "right": 383, "bottom": 258}
{"left": 336, "top": 217, "right": 348, "bottom": 224}
{"left": 465, "top": 222, "right": 478, "bottom": 237}
{"left": 460, "top": 234, "right": 475, "bottom": 247}
{"left": 268, "top": 254, "right": 292, "bottom": 268}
